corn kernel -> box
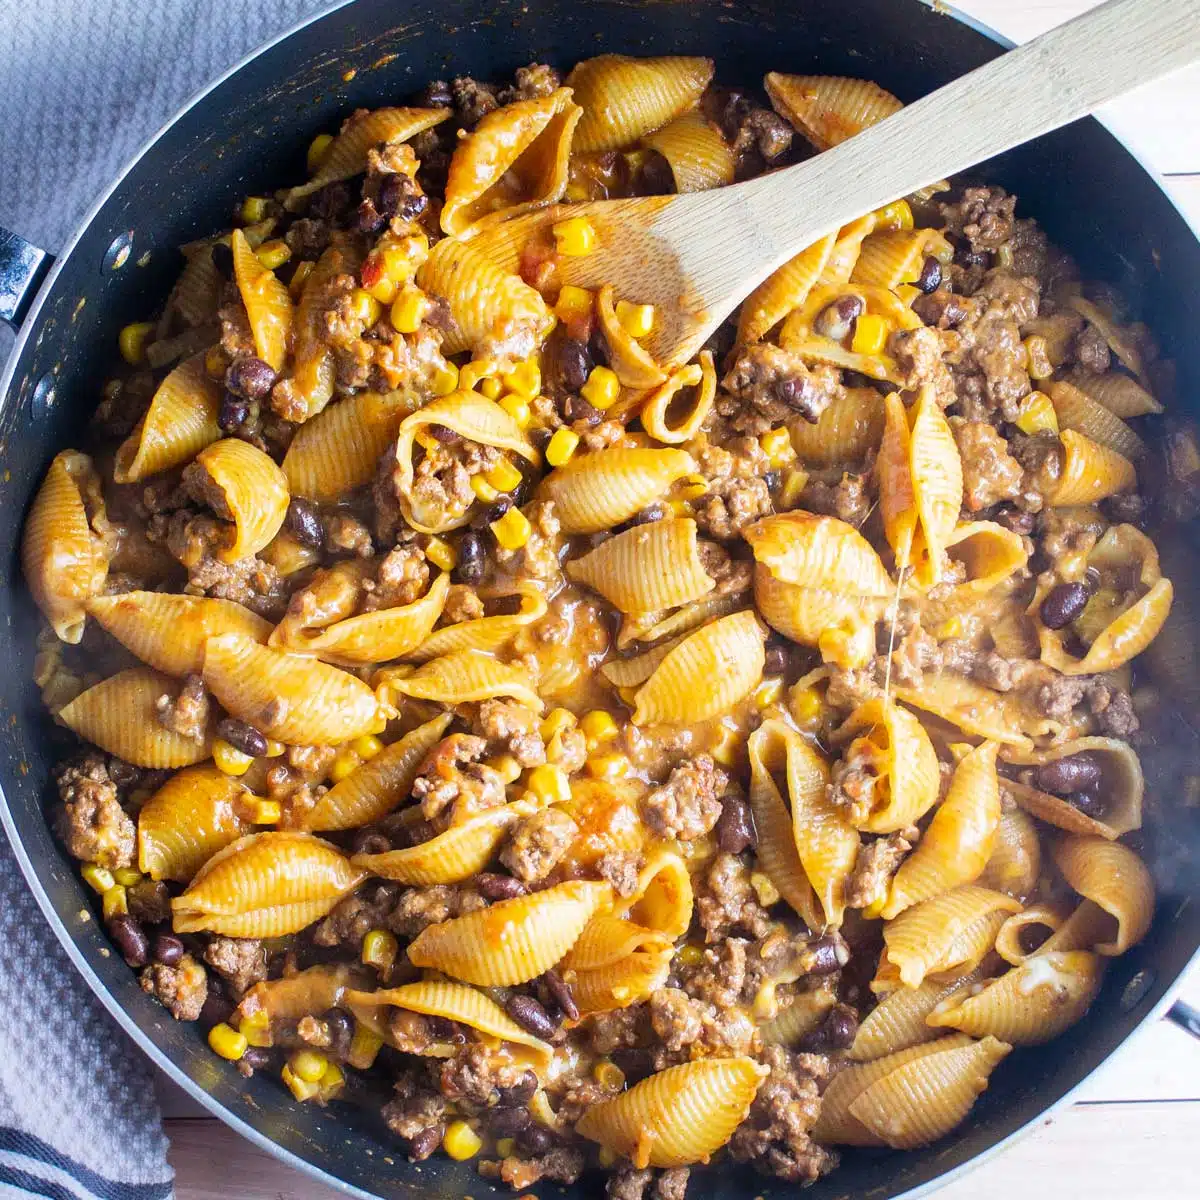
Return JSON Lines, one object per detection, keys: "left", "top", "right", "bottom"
{"left": 430, "top": 362, "right": 460, "bottom": 396}
{"left": 443, "top": 1120, "right": 482, "bottom": 1161}
{"left": 593, "top": 1060, "right": 626, "bottom": 1089}
{"left": 545, "top": 428, "right": 580, "bottom": 468}
{"left": 760, "top": 426, "right": 796, "bottom": 468}
{"left": 779, "top": 466, "right": 808, "bottom": 510}
{"left": 471, "top": 474, "right": 500, "bottom": 503}
{"left": 479, "top": 376, "right": 505, "bottom": 400}
{"left": 487, "top": 458, "right": 524, "bottom": 493}
{"left": 214, "top": 739, "right": 254, "bottom": 776}
{"left": 995, "top": 243, "right": 1015, "bottom": 269}
{"left": 540, "top": 708, "right": 577, "bottom": 741}
{"left": 503, "top": 361, "right": 541, "bottom": 398}
{"left": 367, "top": 275, "right": 399, "bottom": 305}
{"left": 1024, "top": 335, "right": 1055, "bottom": 381}
{"left": 102, "top": 884, "right": 128, "bottom": 921}
{"left": 113, "top": 866, "right": 144, "bottom": 887}
{"left": 676, "top": 943, "right": 705, "bottom": 968}
{"left": 347, "top": 1023, "right": 384, "bottom": 1069}
{"left": 709, "top": 726, "right": 741, "bottom": 767}
{"left": 349, "top": 734, "right": 384, "bottom": 762}
{"left": 118, "top": 322, "right": 155, "bottom": 365}
{"left": 204, "top": 345, "right": 229, "bottom": 378}
{"left": 615, "top": 300, "right": 655, "bottom": 339}
{"left": 750, "top": 871, "right": 781, "bottom": 906}
{"left": 861, "top": 896, "right": 887, "bottom": 920}
{"left": 895, "top": 283, "right": 921, "bottom": 306}
{"left": 790, "top": 686, "right": 823, "bottom": 727}
{"left": 349, "top": 288, "right": 383, "bottom": 328}
{"left": 459, "top": 359, "right": 498, "bottom": 391}
{"left": 555, "top": 285, "right": 594, "bottom": 324}
{"left": 81, "top": 864, "right": 115, "bottom": 895}
{"left": 307, "top": 132, "right": 335, "bottom": 174}
{"left": 676, "top": 472, "right": 709, "bottom": 501}
{"left": 264, "top": 739, "right": 286, "bottom": 758}
{"left": 581, "top": 365, "right": 619, "bottom": 410}
{"left": 255, "top": 239, "right": 292, "bottom": 270}
{"left": 875, "top": 199, "right": 914, "bottom": 231}
{"left": 291, "top": 1049, "right": 330, "bottom": 1084}
{"left": 240, "top": 196, "right": 269, "bottom": 223}
{"left": 936, "top": 617, "right": 964, "bottom": 640}
{"left": 617, "top": 685, "right": 639, "bottom": 709}
{"left": 491, "top": 507, "right": 532, "bottom": 551}
{"left": 390, "top": 286, "right": 427, "bottom": 333}
{"left": 527, "top": 763, "right": 571, "bottom": 805}
{"left": 288, "top": 259, "right": 315, "bottom": 299}
{"left": 498, "top": 393, "right": 531, "bottom": 426}
{"left": 1013, "top": 390, "right": 1059, "bottom": 436}
{"left": 752, "top": 978, "right": 778, "bottom": 1020}
{"left": 753, "top": 678, "right": 784, "bottom": 709}
{"left": 496, "top": 1138, "right": 516, "bottom": 1159}
{"left": 488, "top": 754, "right": 523, "bottom": 785}
{"left": 425, "top": 536, "right": 457, "bottom": 573}
{"left": 238, "top": 1008, "right": 271, "bottom": 1048}
{"left": 553, "top": 216, "right": 598, "bottom": 257}
{"left": 851, "top": 313, "right": 890, "bottom": 356}
{"left": 819, "top": 624, "right": 874, "bottom": 670}
{"left": 282, "top": 1063, "right": 321, "bottom": 1101}
{"left": 587, "top": 753, "right": 630, "bottom": 780}
{"left": 329, "top": 748, "right": 362, "bottom": 783}
{"left": 251, "top": 799, "right": 282, "bottom": 824}
{"left": 598, "top": 1146, "right": 619, "bottom": 1169}
{"left": 579, "top": 709, "right": 618, "bottom": 747}
{"left": 320, "top": 1060, "right": 346, "bottom": 1094}
{"left": 208, "top": 1023, "right": 248, "bottom": 1061}
{"left": 362, "top": 928, "right": 399, "bottom": 971}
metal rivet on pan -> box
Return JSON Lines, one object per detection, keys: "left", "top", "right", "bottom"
{"left": 1120, "top": 968, "right": 1156, "bottom": 1012}
{"left": 102, "top": 230, "right": 135, "bottom": 273}
{"left": 31, "top": 372, "right": 56, "bottom": 419}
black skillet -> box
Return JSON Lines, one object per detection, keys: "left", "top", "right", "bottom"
{"left": 2, "top": 1, "right": 1199, "bottom": 1197}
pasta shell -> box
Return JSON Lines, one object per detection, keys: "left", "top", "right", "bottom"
{"left": 851, "top": 230, "right": 939, "bottom": 289}
{"left": 286, "top": 106, "right": 451, "bottom": 203}
{"left": 351, "top": 803, "right": 520, "bottom": 884}
{"left": 1066, "top": 367, "right": 1162, "bottom": 417}
{"left": 882, "top": 885, "right": 1022, "bottom": 988}
{"left": 1043, "top": 429, "right": 1136, "bottom": 506}
{"left": 193, "top": 438, "right": 290, "bottom": 563}
{"left": 850, "top": 970, "right": 984, "bottom": 1061}
{"left": 560, "top": 778, "right": 647, "bottom": 868}
{"left": 736, "top": 233, "right": 836, "bottom": 346}
{"left": 977, "top": 809, "right": 1042, "bottom": 901}
{"left": 632, "top": 610, "right": 765, "bottom": 724}
{"left": 171, "top": 245, "right": 223, "bottom": 328}
{"left": 567, "top": 518, "right": 714, "bottom": 614}
{"left": 379, "top": 649, "right": 543, "bottom": 711}
{"left": 834, "top": 699, "right": 941, "bottom": 834}
{"left": 88, "top": 592, "right": 271, "bottom": 677}
{"left": 441, "top": 88, "right": 582, "bottom": 234}
{"left": 575, "top": 1056, "right": 766, "bottom": 1168}
{"left": 416, "top": 236, "right": 554, "bottom": 358}
{"left": 409, "top": 581, "right": 547, "bottom": 662}
{"left": 137, "top": 765, "right": 248, "bottom": 883}
{"left": 894, "top": 674, "right": 1055, "bottom": 749}
{"left": 616, "top": 848, "right": 695, "bottom": 938}
{"left": 21, "top": 450, "right": 109, "bottom": 643}
{"left": 760, "top": 982, "right": 838, "bottom": 1046}
{"left": 540, "top": 446, "right": 696, "bottom": 535}
{"left": 941, "top": 521, "right": 1029, "bottom": 598}
{"left": 777, "top": 326, "right": 901, "bottom": 384}
{"left": 344, "top": 980, "right": 553, "bottom": 1062}
{"left": 788, "top": 387, "right": 884, "bottom": 466}
{"left": 391, "top": 391, "right": 540, "bottom": 533}
{"left": 230, "top": 228, "right": 292, "bottom": 371}
{"left": 113, "top": 354, "right": 222, "bottom": 484}
{"left": 928, "top": 952, "right": 1105, "bottom": 1045}
{"left": 59, "top": 668, "right": 213, "bottom": 767}
{"left": 407, "top": 879, "right": 611, "bottom": 985}
{"left": 171, "top": 831, "right": 365, "bottom": 936}
{"left": 764, "top": 73, "right": 903, "bottom": 150}
{"left": 616, "top": 587, "right": 747, "bottom": 651}
{"left": 818, "top": 217, "right": 880, "bottom": 288}
{"left": 846, "top": 1035, "right": 1011, "bottom": 1149}
{"left": 1067, "top": 297, "right": 1150, "bottom": 386}
{"left": 567, "top": 55, "right": 714, "bottom": 153}
{"left": 203, "top": 633, "right": 388, "bottom": 745}
{"left": 303, "top": 713, "right": 451, "bottom": 832}
{"left": 1048, "top": 381, "right": 1146, "bottom": 461}
{"left": 1052, "top": 835, "right": 1154, "bottom": 955}
{"left": 881, "top": 742, "right": 1001, "bottom": 918}
{"left": 282, "top": 390, "right": 409, "bottom": 503}
{"left": 596, "top": 284, "right": 666, "bottom": 388}
{"left": 642, "top": 109, "right": 735, "bottom": 193}
{"left": 640, "top": 352, "right": 717, "bottom": 445}
{"left": 993, "top": 904, "right": 1070, "bottom": 966}
{"left": 568, "top": 945, "right": 675, "bottom": 1016}
{"left": 562, "top": 915, "right": 672, "bottom": 971}
{"left": 237, "top": 964, "right": 366, "bottom": 1029}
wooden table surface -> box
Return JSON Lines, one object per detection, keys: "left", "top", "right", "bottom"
{"left": 162, "top": 0, "right": 1200, "bottom": 1195}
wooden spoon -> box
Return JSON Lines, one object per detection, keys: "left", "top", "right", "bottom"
{"left": 479, "top": 0, "right": 1200, "bottom": 373}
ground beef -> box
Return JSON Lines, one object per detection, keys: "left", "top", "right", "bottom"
{"left": 383, "top": 1065, "right": 447, "bottom": 1155}
{"left": 203, "top": 936, "right": 267, "bottom": 996}
{"left": 439, "top": 1043, "right": 530, "bottom": 1105}
{"left": 889, "top": 327, "right": 957, "bottom": 409}
{"left": 728, "top": 1044, "right": 837, "bottom": 1184}
{"left": 941, "top": 186, "right": 1016, "bottom": 254}
{"left": 720, "top": 344, "right": 843, "bottom": 429}
{"left": 952, "top": 418, "right": 1024, "bottom": 511}
{"left": 140, "top": 954, "right": 207, "bottom": 1021}
{"left": 1086, "top": 678, "right": 1140, "bottom": 737}
{"left": 1008, "top": 431, "right": 1064, "bottom": 506}
{"left": 480, "top": 1148, "right": 585, "bottom": 1190}
{"left": 312, "top": 885, "right": 397, "bottom": 949}
{"left": 389, "top": 884, "right": 488, "bottom": 939}
{"left": 474, "top": 699, "right": 546, "bottom": 768}
{"left": 969, "top": 313, "right": 1031, "bottom": 418}
{"left": 127, "top": 879, "right": 172, "bottom": 925}
{"left": 647, "top": 988, "right": 759, "bottom": 1067}
{"left": 1075, "top": 322, "right": 1112, "bottom": 373}
{"left": 799, "top": 472, "right": 871, "bottom": 527}
{"left": 412, "top": 734, "right": 507, "bottom": 828}
{"left": 596, "top": 849, "right": 644, "bottom": 898}
{"left": 451, "top": 76, "right": 500, "bottom": 125}
{"left": 608, "top": 1166, "right": 654, "bottom": 1200}
{"left": 683, "top": 938, "right": 749, "bottom": 1009}
{"left": 325, "top": 514, "right": 374, "bottom": 558}
{"left": 1038, "top": 505, "right": 1105, "bottom": 565}
{"left": 826, "top": 747, "right": 878, "bottom": 827}
{"left": 442, "top": 583, "right": 485, "bottom": 624}
{"left": 587, "top": 1004, "right": 646, "bottom": 1057}
{"left": 974, "top": 269, "right": 1041, "bottom": 327}
{"left": 696, "top": 852, "right": 774, "bottom": 942}
{"left": 496, "top": 498, "right": 565, "bottom": 583}
{"left": 500, "top": 807, "right": 579, "bottom": 882}
{"left": 692, "top": 439, "right": 773, "bottom": 540}
{"left": 53, "top": 755, "right": 135, "bottom": 869}
{"left": 639, "top": 755, "right": 727, "bottom": 840}
{"left": 499, "top": 63, "right": 562, "bottom": 102}
{"left": 1027, "top": 671, "right": 1091, "bottom": 724}
{"left": 843, "top": 832, "right": 914, "bottom": 910}
{"left": 154, "top": 673, "right": 210, "bottom": 742}
{"left": 284, "top": 217, "right": 331, "bottom": 261}
{"left": 938, "top": 641, "right": 1024, "bottom": 691}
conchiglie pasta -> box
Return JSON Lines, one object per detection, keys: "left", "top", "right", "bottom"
{"left": 203, "top": 633, "right": 388, "bottom": 745}
{"left": 616, "top": 848, "right": 695, "bottom": 938}
{"left": 193, "top": 438, "right": 290, "bottom": 563}
{"left": 379, "top": 650, "right": 543, "bottom": 711}
{"left": 1048, "top": 381, "right": 1146, "bottom": 461}
{"left": 406, "top": 879, "right": 611, "bottom": 985}
{"left": 88, "top": 592, "right": 271, "bottom": 677}
{"left": 21, "top": 450, "right": 110, "bottom": 643}
{"left": 1067, "top": 297, "right": 1150, "bottom": 386}
{"left": 230, "top": 228, "right": 292, "bottom": 372}
{"left": 59, "top": 668, "right": 213, "bottom": 767}
{"left": 237, "top": 964, "right": 365, "bottom": 1028}
{"left": 735, "top": 233, "right": 835, "bottom": 346}
{"left": 851, "top": 229, "right": 942, "bottom": 290}
{"left": 567, "top": 55, "right": 714, "bottom": 153}
{"left": 850, "top": 970, "right": 984, "bottom": 1061}
{"left": 1043, "top": 429, "right": 1136, "bottom": 506}
{"left": 641, "top": 109, "right": 735, "bottom": 193}
{"left": 1066, "top": 367, "right": 1163, "bottom": 418}
{"left": 993, "top": 904, "right": 1070, "bottom": 965}
{"left": 759, "top": 983, "right": 838, "bottom": 1046}
{"left": 409, "top": 582, "right": 547, "bottom": 662}
{"left": 562, "top": 914, "right": 672, "bottom": 971}
{"left": 137, "top": 765, "right": 249, "bottom": 883}
{"left": 616, "top": 588, "right": 746, "bottom": 652}
{"left": 1052, "top": 835, "right": 1154, "bottom": 955}
{"left": 937, "top": 521, "right": 1030, "bottom": 600}
{"left": 568, "top": 945, "right": 675, "bottom": 1016}
{"left": 894, "top": 674, "right": 1054, "bottom": 750}
{"left": 787, "top": 387, "right": 884, "bottom": 466}
{"left": 595, "top": 284, "right": 666, "bottom": 388}
{"left": 764, "top": 73, "right": 903, "bottom": 150}
{"left": 640, "top": 352, "right": 717, "bottom": 444}
{"left": 632, "top": 610, "right": 765, "bottom": 724}
{"left": 977, "top": 809, "right": 1042, "bottom": 901}
{"left": 539, "top": 446, "right": 696, "bottom": 534}
{"left": 575, "top": 1057, "right": 766, "bottom": 1168}
{"left": 113, "top": 353, "right": 222, "bottom": 483}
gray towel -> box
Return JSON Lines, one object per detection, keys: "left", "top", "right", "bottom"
{"left": 0, "top": 2, "right": 330, "bottom": 1195}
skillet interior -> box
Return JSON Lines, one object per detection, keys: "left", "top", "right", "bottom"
{"left": 1, "top": 1, "right": 1199, "bottom": 1197}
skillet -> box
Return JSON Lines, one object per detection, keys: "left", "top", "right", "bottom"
{"left": 1, "top": 1, "right": 1199, "bottom": 1196}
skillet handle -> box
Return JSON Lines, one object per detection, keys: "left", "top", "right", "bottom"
{"left": 1166, "top": 999, "right": 1200, "bottom": 1040}
{"left": 1, "top": 227, "right": 53, "bottom": 330}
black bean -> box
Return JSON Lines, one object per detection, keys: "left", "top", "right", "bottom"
{"left": 763, "top": 468, "right": 781, "bottom": 492}
{"left": 824, "top": 1005, "right": 859, "bottom": 1050}
{"left": 309, "top": 182, "right": 352, "bottom": 222}
{"left": 322, "top": 1007, "right": 356, "bottom": 1053}
{"left": 427, "top": 423, "right": 460, "bottom": 444}
{"left": 715, "top": 793, "right": 757, "bottom": 854}
{"left": 624, "top": 504, "right": 667, "bottom": 530}
{"left": 417, "top": 80, "right": 453, "bottom": 108}
{"left": 211, "top": 241, "right": 234, "bottom": 280}
{"left": 215, "top": 717, "right": 269, "bottom": 758}
{"left": 561, "top": 392, "right": 601, "bottom": 426}
{"left": 472, "top": 873, "right": 524, "bottom": 902}
{"left": 354, "top": 198, "right": 387, "bottom": 234}
{"left": 108, "top": 914, "right": 149, "bottom": 967}
{"left": 916, "top": 255, "right": 943, "bottom": 293}
{"left": 284, "top": 498, "right": 324, "bottom": 548}
{"left": 496, "top": 1070, "right": 539, "bottom": 1107}
{"left": 200, "top": 980, "right": 234, "bottom": 1027}
{"left": 1035, "top": 751, "right": 1104, "bottom": 796}
{"left": 994, "top": 505, "right": 1035, "bottom": 535}
{"left": 764, "top": 642, "right": 790, "bottom": 676}
{"left": 407, "top": 1125, "right": 443, "bottom": 1161}
{"left": 588, "top": 326, "right": 611, "bottom": 368}
{"left": 225, "top": 356, "right": 278, "bottom": 401}
{"left": 813, "top": 294, "right": 865, "bottom": 342}
{"left": 376, "top": 175, "right": 405, "bottom": 219}
{"left": 218, "top": 391, "right": 249, "bottom": 432}
{"left": 240, "top": 1046, "right": 275, "bottom": 1072}
{"left": 775, "top": 373, "right": 823, "bottom": 421}
{"left": 556, "top": 338, "right": 593, "bottom": 393}
{"left": 540, "top": 969, "right": 579, "bottom": 1022}
{"left": 395, "top": 189, "right": 428, "bottom": 224}
{"left": 453, "top": 531, "right": 487, "bottom": 585}
{"left": 639, "top": 150, "right": 675, "bottom": 196}
{"left": 489, "top": 1106, "right": 532, "bottom": 1136}
{"left": 504, "top": 994, "right": 559, "bottom": 1040}
{"left": 517, "top": 1124, "right": 555, "bottom": 1155}
{"left": 487, "top": 496, "right": 513, "bottom": 524}
{"left": 427, "top": 1016, "right": 467, "bottom": 1044}
{"left": 152, "top": 932, "right": 185, "bottom": 966}
{"left": 953, "top": 240, "right": 990, "bottom": 269}
{"left": 1039, "top": 581, "right": 1092, "bottom": 630}
{"left": 610, "top": 1048, "right": 653, "bottom": 1085}
{"left": 803, "top": 933, "right": 850, "bottom": 976}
